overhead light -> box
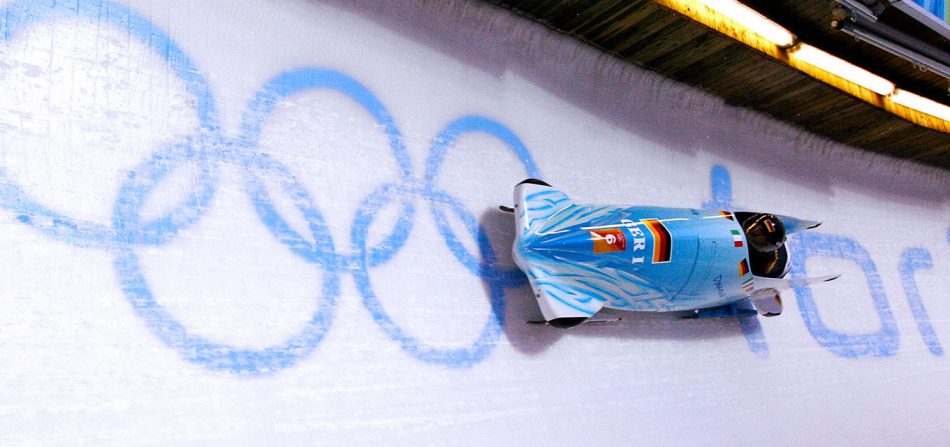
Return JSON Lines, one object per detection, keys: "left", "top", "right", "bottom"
{"left": 658, "top": 0, "right": 947, "bottom": 133}
{"left": 788, "top": 44, "right": 896, "bottom": 95}
{"left": 888, "top": 89, "right": 950, "bottom": 121}
{"left": 697, "top": 0, "right": 797, "bottom": 47}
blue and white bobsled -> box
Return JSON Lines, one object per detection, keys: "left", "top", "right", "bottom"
{"left": 508, "top": 179, "right": 838, "bottom": 328}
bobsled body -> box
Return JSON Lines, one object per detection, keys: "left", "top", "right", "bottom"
{"left": 511, "top": 180, "right": 835, "bottom": 327}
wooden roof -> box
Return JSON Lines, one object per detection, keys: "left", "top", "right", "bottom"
{"left": 486, "top": 0, "right": 950, "bottom": 168}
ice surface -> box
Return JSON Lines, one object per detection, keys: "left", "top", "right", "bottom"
{"left": 0, "top": 0, "right": 948, "bottom": 445}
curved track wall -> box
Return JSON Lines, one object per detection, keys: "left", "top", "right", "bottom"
{"left": 0, "top": 0, "right": 947, "bottom": 444}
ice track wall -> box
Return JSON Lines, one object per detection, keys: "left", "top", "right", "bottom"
{"left": 0, "top": 0, "right": 948, "bottom": 445}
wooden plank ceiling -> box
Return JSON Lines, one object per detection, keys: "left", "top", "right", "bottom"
{"left": 485, "top": 0, "right": 950, "bottom": 169}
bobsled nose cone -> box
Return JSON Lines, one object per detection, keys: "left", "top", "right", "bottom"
{"left": 518, "top": 229, "right": 578, "bottom": 251}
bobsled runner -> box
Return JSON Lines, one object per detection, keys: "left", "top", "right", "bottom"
{"left": 504, "top": 179, "right": 839, "bottom": 328}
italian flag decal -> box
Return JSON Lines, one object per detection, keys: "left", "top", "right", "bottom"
{"left": 641, "top": 218, "right": 672, "bottom": 263}
{"left": 742, "top": 277, "right": 754, "bottom": 295}
{"left": 731, "top": 229, "right": 743, "bottom": 247}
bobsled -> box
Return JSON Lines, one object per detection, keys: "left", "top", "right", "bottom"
{"left": 504, "top": 179, "right": 838, "bottom": 328}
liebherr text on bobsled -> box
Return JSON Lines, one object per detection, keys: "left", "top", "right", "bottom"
{"left": 505, "top": 179, "right": 839, "bottom": 329}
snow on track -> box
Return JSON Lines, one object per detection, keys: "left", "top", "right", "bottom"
{"left": 0, "top": 0, "right": 947, "bottom": 445}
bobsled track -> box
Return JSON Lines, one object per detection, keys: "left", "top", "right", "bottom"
{"left": 0, "top": 0, "right": 947, "bottom": 445}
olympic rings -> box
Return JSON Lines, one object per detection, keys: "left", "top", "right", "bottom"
{"left": 0, "top": 0, "right": 538, "bottom": 374}
{"left": 113, "top": 146, "right": 342, "bottom": 373}
{"left": 425, "top": 116, "right": 538, "bottom": 287}
{"left": 238, "top": 68, "right": 416, "bottom": 270}
{"left": 351, "top": 183, "right": 507, "bottom": 366}
{"left": 0, "top": 0, "right": 219, "bottom": 248}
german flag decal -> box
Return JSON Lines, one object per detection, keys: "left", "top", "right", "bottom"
{"left": 719, "top": 210, "right": 734, "bottom": 221}
{"left": 589, "top": 228, "right": 626, "bottom": 254}
{"left": 641, "top": 218, "right": 672, "bottom": 263}
{"left": 738, "top": 258, "right": 750, "bottom": 276}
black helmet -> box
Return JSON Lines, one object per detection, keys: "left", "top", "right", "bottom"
{"left": 742, "top": 213, "right": 786, "bottom": 253}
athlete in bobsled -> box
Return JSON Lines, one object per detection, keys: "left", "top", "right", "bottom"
{"left": 502, "top": 179, "right": 838, "bottom": 328}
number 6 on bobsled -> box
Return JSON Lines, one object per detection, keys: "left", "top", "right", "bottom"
{"left": 504, "top": 179, "right": 839, "bottom": 329}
